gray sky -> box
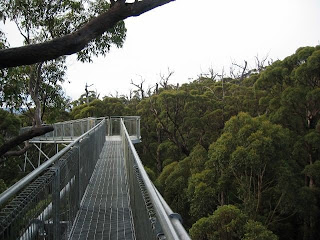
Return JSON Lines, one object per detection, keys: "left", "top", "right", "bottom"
{"left": 3, "top": 0, "right": 320, "bottom": 100}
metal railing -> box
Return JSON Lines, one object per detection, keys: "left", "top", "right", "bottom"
{"left": 20, "top": 118, "right": 102, "bottom": 143}
{"left": 0, "top": 119, "right": 106, "bottom": 240}
{"left": 108, "top": 116, "right": 141, "bottom": 143}
{"left": 120, "top": 119, "right": 191, "bottom": 240}
{"left": 20, "top": 116, "right": 141, "bottom": 143}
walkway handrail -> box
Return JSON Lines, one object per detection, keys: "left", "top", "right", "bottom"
{"left": 120, "top": 119, "right": 191, "bottom": 240}
{"left": 0, "top": 119, "right": 106, "bottom": 207}
{"left": 20, "top": 117, "right": 101, "bottom": 142}
{"left": 154, "top": 187, "right": 191, "bottom": 239}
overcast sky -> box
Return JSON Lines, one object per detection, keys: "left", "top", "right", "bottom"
{"left": 3, "top": 0, "right": 320, "bottom": 100}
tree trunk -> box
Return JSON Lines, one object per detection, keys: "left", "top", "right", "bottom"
{"left": 156, "top": 128, "right": 162, "bottom": 173}
{"left": 29, "top": 63, "right": 43, "bottom": 127}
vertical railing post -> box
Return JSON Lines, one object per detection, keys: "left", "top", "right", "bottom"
{"left": 74, "top": 143, "right": 81, "bottom": 210}
{"left": 52, "top": 166, "right": 61, "bottom": 240}
{"left": 110, "top": 117, "right": 113, "bottom": 136}
{"left": 71, "top": 122, "right": 74, "bottom": 140}
{"left": 93, "top": 128, "right": 97, "bottom": 169}
{"left": 62, "top": 123, "right": 65, "bottom": 141}
{"left": 137, "top": 117, "right": 141, "bottom": 140}
{"left": 53, "top": 123, "right": 56, "bottom": 140}
{"left": 38, "top": 143, "right": 42, "bottom": 167}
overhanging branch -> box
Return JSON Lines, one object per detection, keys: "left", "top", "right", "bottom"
{"left": 0, "top": 125, "right": 54, "bottom": 159}
{"left": 2, "top": 142, "right": 32, "bottom": 159}
{"left": 0, "top": 0, "right": 175, "bottom": 69}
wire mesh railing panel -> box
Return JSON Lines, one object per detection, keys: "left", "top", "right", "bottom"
{"left": 0, "top": 170, "right": 55, "bottom": 240}
{"left": 125, "top": 150, "right": 159, "bottom": 239}
{"left": 20, "top": 118, "right": 105, "bottom": 142}
{"left": 54, "top": 149, "right": 80, "bottom": 239}
{"left": 55, "top": 124, "right": 64, "bottom": 140}
{"left": 108, "top": 117, "right": 140, "bottom": 142}
{"left": 0, "top": 120, "right": 106, "bottom": 240}
{"left": 72, "top": 121, "right": 82, "bottom": 137}
{"left": 63, "top": 123, "right": 72, "bottom": 138}
{"left": 120, "top": 119, "right": 190, "bottom": 240}
{"left": 21, "top": 117, "right": 140, "bottom": 143}
{"left": 110, "top": 118, "right": 121, "bottom": 136}
{"left": 124, "top": 119, "right": 137, "bottom": 136}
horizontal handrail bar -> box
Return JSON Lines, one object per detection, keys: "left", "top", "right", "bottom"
{"left": 154, "top": 186, "right": 191, "bottom": 240}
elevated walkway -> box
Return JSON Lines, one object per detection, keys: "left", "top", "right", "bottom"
{"left": 0, "top": 117, "right": 190, "bottom": 240}
{"left": 69, "top": 140, "right": 135, "bottom": 240}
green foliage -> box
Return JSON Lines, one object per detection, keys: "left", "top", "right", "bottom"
{"left": 156, "top": 161, "right": 178, "bottom": 193}
{"left": 71, "top": 97, "right": 128, "bottom": 119}
{"left": 157, "top": 141, "right": 180, "bottom": 167}
{"left": 0, "top": 60, "right": 70, "bottom": 120}
{"left": 189, "top": 144, "right": 208, "bottom": 174}
{"left": 208, "top": 113, "right": 294, "bottom": 218}
{"left": 0, "top": 109, "right": 21, "bottom": 145}
{"left": 302, "top": 160, "right": 320, "bottom": 183}
{"left": 188, "top": 177, "right": 216, "bottom": 220}
{"left": 144, "top": 166, "right": 156, "bottom": 182}
{"left": 0, "top": 179, "right": 7, "bottom": 194}
{"left": 161, "top": 158, "right": 191, "bottom": 223}
{"left": 134, "top": 48, "right": 320, "bottom": 239}
{"left": 243, "top": 220, "right": 278, "bottom": 240}
{"left": 190, "top": 205, "right": 277, "bottom": 240}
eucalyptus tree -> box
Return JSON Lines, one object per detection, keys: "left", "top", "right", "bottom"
{"left": 255, "top": 46, "right": 320, "bottom": 240}
{"left": 186, "top": 112, "right": 296, "bottom": 238}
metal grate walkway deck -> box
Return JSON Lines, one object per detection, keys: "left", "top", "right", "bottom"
{"left": 69, "top": 140, "right": 136, "bottom": 240}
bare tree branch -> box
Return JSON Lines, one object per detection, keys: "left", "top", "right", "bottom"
{"left": 2, "top": 142, "right": 32, "bottom": 159}
{"left": 0, "top": 125, "right": 54, "bottom": 159}
{"left": 232, "top": 60, "right": 248, "bottom": 81}
{"left": 208, "top": 67, "right": 219, "bottom": 81}
{"left": 131, "top": 78, "right": 145, "bottom": 99}
{"left": 159, "top": 68, "right": 174, "bottom": 89}
{"left": 255, "top": 54, "right": 269, "bottom": 73}
{"left": 0, "top": 0, "right": 175, "bottom": 69}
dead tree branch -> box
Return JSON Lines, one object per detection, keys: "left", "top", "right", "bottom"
{"left": 131, "top": 78, "right": 145, "bottom": 99}
{"left": 159, "top": 68, "right": 174, "bottom": 89}
{"left": 0, "top": 125, "right": 54, "bottom": 159}
{"left": 2, "top": 142, "right": 32, "bottom": 158}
